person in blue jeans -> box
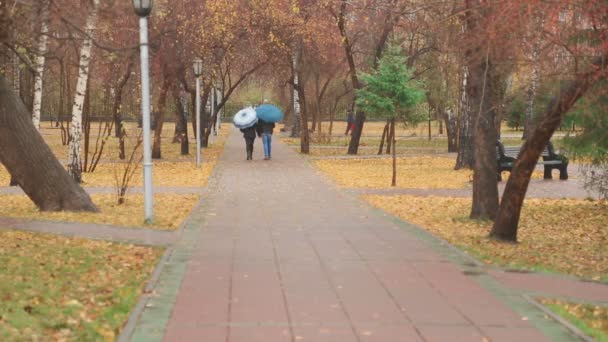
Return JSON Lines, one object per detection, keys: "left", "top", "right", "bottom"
{"left": 256, "top": 119, "right": 275, "bottom": 160}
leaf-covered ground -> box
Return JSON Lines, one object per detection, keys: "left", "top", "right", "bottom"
{"left": 0, "top": 164, "right": 9, "bottom": 186}
{"left": 0, "top": 230, "right": 162, "bottom": 341}
{"left": 0, "top": 193, "right": 199, "bottom": 230}
{"left": 315, "top": 157, "right": 470, "bottom": 189}
{"left": 36, "top": 122, "right": 229, "bottom": 161}
{"left": 314, "top": 157, "right": 546, "bottom": 189}
{"left": 364, "top": 195, "right": 608, "bottom": 281}
{"left": 0, "top": 123, "right": 227, "bottom": 186}
{"left": 540, "top": 299, "right": 608, "bottom": 341}
{"left": 82, "top": 158, "right": 220, "bottom": 188}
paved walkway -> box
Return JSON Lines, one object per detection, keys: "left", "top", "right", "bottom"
{"left": 125, "top": 129, "right": 606, "bottom": 342}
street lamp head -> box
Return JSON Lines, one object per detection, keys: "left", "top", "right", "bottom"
{"left": 193, "top": 58, "right": 203, "bottom": 77}
{"left": 132, "top": 0, "right": 153, "bottom": 17}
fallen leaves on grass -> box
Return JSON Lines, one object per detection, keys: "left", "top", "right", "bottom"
{"left": 0, "top": 164, "right": 9, "bottom": 185}
{"left": 0, "top": 193, "right": 199, "bottom": 230}
{"left": 364, "top": 195, "right": 608, "bottom": 280}
{"left": 314, "top": 157, "right": 546, "bottom": 189}
{"left": 0, "top": 230, "right": 162, "bottom": 341}
{"left": 83, "top": 160, "right": 216, "bottom": 187}
{"left": 540, "top": 299, "right": 608, "bottom": 341}
{"left": 314, "top": 157, "right": 471, "bottom": 189}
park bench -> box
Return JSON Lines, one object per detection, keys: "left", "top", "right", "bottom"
{"left": 496, "top": 140, "right": 568, "bottom": 181}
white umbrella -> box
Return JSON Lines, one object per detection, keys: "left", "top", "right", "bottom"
{"left": 233, "top": 107, "right": 258, "bottom": 129}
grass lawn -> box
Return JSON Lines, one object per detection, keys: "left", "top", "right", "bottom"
{"left": 0, "top": 230, "right": 162, "bottom": 341}
{"left": 1, "top": 124, "right": 227, "bottom": 188}
{"left": 540, "top": 299, "right": 608, "bottom": 342}
{"left": 0, "top": 193, "right": 199, "bottom": 230}
{"left": 313, "top": 156, "right": 545, "bottom": 189}
{"left": 364, "top": 195, "right": 608, "bottom": 281}
{"left": 38, "top": 123, "right": 231, "bottom": 162}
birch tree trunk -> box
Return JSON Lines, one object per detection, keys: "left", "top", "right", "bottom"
{"left": 31, "top": 0, "right": 50, "bottom": 130}
{"left": 291, "top": 52, "right": 302, "bottom": 138}
{"left": 523, "top": 42, "right": 540, "bottom": 140}
{"left": 523, "top": 15, "right": 544, "bottom": 140}
{"left": 455, "top": 67, "right": 474, "bottom": 169}
{"left": 68, "top": 0, "right": 100, "bottom": 183}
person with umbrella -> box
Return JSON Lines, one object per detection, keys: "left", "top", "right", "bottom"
{"left": 254, "top": 104, "right": 284, "bottom": 160}
{"left": 233, "top": 107, "right": 259, "bottom": 160}
{"left": 256, "top": 119, "right": 275, "bottom": 160}
{"left": 241, "top": 123, "right": 258, "bottom": 160}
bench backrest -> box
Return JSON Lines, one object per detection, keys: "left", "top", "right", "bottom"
{"left": 496, "top": 141, "right": 555, "bottom": 159}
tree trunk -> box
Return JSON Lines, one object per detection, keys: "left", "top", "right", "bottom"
{"left": 291, "top": 52, "right": 302, "bottom": 138}
{"left": 292, "top": 46, "right": 310, "bottom": 154}
{"left": 335, "top": 0, "right": 366, "bottom": 155}
{"left": 378, "top": 119, "right": 389, "bottom": 155}
{"left": 391, "top": 118, "right": 397, "bottom": 187}
{"left": 462, "top": 1, "right": 500, "bottom": 220}
{"left": 31, "top": 0, "right": 50, "bottom": 130}
{"left": 8, "top": 51, "right": 20, "bottom": 187}
{"left": 82, "top": 79, "right": 92, "bottom": 172}
{"left": 469, "top": 53, "right": 499, "bottom": 220}
{"left": 113, "top": 60, "right": 133, "bottom": 139}
{"left": 491, "top": 55, "right": 606, "bottom": 242}
{"left": 347, "top": 110, "right": 366, "bottom": 154}
{"left": 328, "top": 110, "right": 335, "bottom": 138}
{"left": 523, "top": 50, "right": 540, "bottom": 140}
{"left": 0, "top": 76, "right": 98, "bottom": 211}
{"left": 386, "top": 119, "right": 393, "bottom": 154}
{"left": 455, "top": 67, "right": 474, "bottom": 169}
{"left": 299, "top": 74, "right": 310, "bottom": 154}
{"left": 523, "top": 16, "right": 543, "bottom": 141}
{"left": 190, "top": 91, "right": 197, "bottom": 138}
{"left": 67, "top": 0, "right": 100, "bottom": 183}
{"left": 113, "top": 62, "right": 133, "bottom": 160}
{"left": 445, "top": 109, "right": 458, "bottom": 152}
{"left": 215, "top": 86, "right": 223, "bottom": 134}
{"left": 152, "top": 76, "right": 170, "bottom": 159}
{"left": 173, "top": 88, "right": 189, "bottom": 155}
{"left": 200, "top": 89, "right": 211, "bottom": 148}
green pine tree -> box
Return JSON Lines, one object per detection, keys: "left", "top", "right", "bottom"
{"left": 355, "top": 44, "right": 425, "bottom": 186}
{"left": 356, "top": 44, "right": 425, "bottom": 121}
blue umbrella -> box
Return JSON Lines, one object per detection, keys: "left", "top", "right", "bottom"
{"left": 233, "top": 107, "right": 258, "bottom": 129}
{"left": 255, "top": 104, "right": 284, "bottom": 123}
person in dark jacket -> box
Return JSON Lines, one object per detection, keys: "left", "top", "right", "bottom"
{"left": 240, "top": 123, "right": 258, "bottom": 160}
{"left": 256, "top": 119, "right": 275, "bottom": 160}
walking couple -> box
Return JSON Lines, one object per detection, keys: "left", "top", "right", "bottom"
{"left": 240, "top": 119, "right": 275, "bottom": 160}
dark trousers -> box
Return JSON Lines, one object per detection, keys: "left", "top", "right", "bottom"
{"left": 245, "top": 137, "right": 255, "bottom": 159}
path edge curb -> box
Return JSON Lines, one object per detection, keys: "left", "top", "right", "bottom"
{"left": 116, "top": 134, "right": 229, "bottom": 342}
{"left": 523, "top": 294, "right": 596, "bottom": 342}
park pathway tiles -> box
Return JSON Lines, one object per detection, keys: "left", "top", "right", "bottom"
{"left": 129, "top": 129, "right": 583, "bottom": 342}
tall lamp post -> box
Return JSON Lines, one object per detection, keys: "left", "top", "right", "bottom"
{"left": 133, "top": 0, "right": 154, "bottom": 223}
{"left": 193, "top": 58, "right": 203, "bottom": 167}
